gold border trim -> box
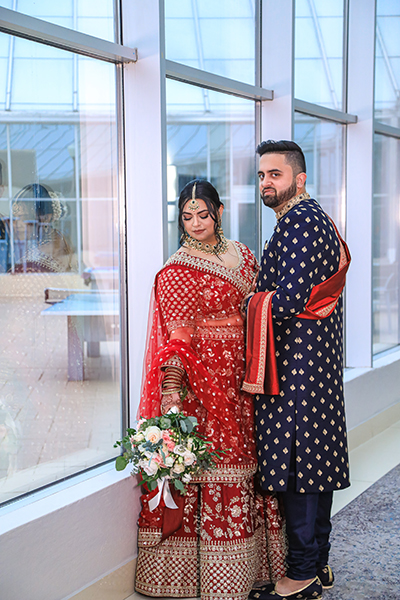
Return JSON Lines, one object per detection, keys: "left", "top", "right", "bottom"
{"left": 165, "top": 242, "right": 253, "bottom": 296}
{"left": 243, "top": 291, "right": 275, "bottom": 395}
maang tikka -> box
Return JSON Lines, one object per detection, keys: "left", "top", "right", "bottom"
{"left": 188, "top": 182, "right": 200, "bottom": 211}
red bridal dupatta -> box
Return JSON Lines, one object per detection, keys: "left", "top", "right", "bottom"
{"left": 140, "top": 264, "right": 252, "bottom": 456}
{"left": 243, "top": 226, "right": 351, "bottom": 396}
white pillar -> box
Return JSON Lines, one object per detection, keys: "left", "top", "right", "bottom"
{"left": 345, "top": 0, "right": 376, "bottom": 367}
{"left": 260, "top": 0, "right": 295, "bottom": 243}
{"left": 121, "top": 0, "right": 167, "bottom": 416}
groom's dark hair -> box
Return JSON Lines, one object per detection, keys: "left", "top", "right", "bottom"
{"left": 256, "top": 139, "right": 306, "bottom": 175}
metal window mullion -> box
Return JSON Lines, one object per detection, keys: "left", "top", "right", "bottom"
{"left": 254, "top": 0, "right": 262, "bottom": 257}
{"left": 255, "top": 99, "right": 262, "bottom": 258}
{"left": 0, "top": 6, "right": 137, "bottom": 64}
{"left": 206, "top": 125, "right": 211, "bottom": 180}
{"left": 342, "top": 0, "right": 350, "bottom": 113}
{"left": 294, "top": 98, "right": 357, "bottom": 124}
{"left": 6, "top": 124, "right": 15, "bottom": 272}
{"left": 374, "top": 122, "right": 400, "bottom": 140}
{"left": 255, "top": 0, "right": 261, "bottom": 88}
{"left": 5, "top": 30, "right": 15, "bottom": 111}
{"left": 115, "top": 62, "right": 129, "bottom": 435}
{"left": 72, "top": 0, "right": 78, "bottom": 111}
{"left": 73, "top": 124, "right": 82, "bottom": 274}
{"left": 166, "top": 60, "right": 273, "bottom": 102}
{"left": 159, "top": 2, "right": 169, "bottom": 263}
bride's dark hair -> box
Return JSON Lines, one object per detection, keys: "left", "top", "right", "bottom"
{"left": 178, "top": 179, "right": 223, "bottom": 245}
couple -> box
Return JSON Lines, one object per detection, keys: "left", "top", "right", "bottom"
{"left": 135, "top": 140, "right": 351, "bottom": 600}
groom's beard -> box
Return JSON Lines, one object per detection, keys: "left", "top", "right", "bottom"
{"left": 261, "top": 179, "right": 298, "bottom": 209}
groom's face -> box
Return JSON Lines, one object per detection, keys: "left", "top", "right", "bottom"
{"left": 258, "top": 153, "right": 298, "bottom": 211}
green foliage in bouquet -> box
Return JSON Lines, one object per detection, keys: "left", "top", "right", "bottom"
{"left": 114, "top": 412, "right": 226, "bottom": 494}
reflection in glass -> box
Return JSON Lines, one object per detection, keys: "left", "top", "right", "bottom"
{"left": 294, "top": 112, "right": 345, "bottom": 234}
{"left": 295, "top": 0, "right": 345, "bottom": 109}
{"left": 1, "top": 0, "right": 116, "bottom": 42}
{"left": 0, "top": 34, "right": 121, "bottom": 503}
{"left": 166, "top": 79, "right": 257, "bottom": 257}
{"left": 165, "top": 0, "right": 256, "bottom": 85}
{"left": 375, "top": 0, "right": 400, "bottom": 126}
{"left": 372, "top": 134, "right": 400, "bottom": 355}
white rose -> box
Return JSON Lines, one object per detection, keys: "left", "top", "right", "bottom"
{"left": 165, "top": 456, "right": 174, "bottom": 467}
{"left": 172, "top": 463, "right": 185, "bottom": 474}
{"left": 182, "top": 473, "right": 192, "bottom": 483}
{"left": 139, "top": 447, "right": 152, "bottom": 459}
{"left": 183, "top": 450, "right": 196, "bottom": 466}
{"left": 145, "top": 426, "right": 162, "bottom": 444}
{"left": 140, "top": 458, "right": 159, "bottom": 476}
{"left": 173, "top": 444, "right": 187, "bottom": 456}
{"left": 132, "top": 432, "right": 145, "bottom": 443}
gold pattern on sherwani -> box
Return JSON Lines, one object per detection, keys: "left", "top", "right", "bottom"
{"left": 275, "top": 192, "right": 311, "bottom": 221}
{"left": 255, "top": 198, "right": 350, "bottom": 493}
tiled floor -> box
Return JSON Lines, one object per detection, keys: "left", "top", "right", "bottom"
{"left": 125, "top": 420, "right": 400, "bottom": 600}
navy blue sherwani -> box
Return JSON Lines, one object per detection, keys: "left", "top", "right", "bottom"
{"left": 255, "top": 197, "right": 350, "bottom": 494}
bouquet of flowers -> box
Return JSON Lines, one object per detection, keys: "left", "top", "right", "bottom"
{"left": 114, "top": 411, "right": 224, "bottom": 496}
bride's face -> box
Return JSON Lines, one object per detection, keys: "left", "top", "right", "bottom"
{"left": 182, "top": 198, "right": 222, "bottom": 245}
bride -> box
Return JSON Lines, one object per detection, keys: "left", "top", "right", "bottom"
{"left": 135, "top": 179, "right": 285, "bottom": 600}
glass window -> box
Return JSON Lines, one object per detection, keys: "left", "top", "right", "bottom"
{"left": 294, "top": 112, "right": 345, "bottom": 234}
{"left": 166, "top": 79, "right": 257, "bottom": 257}
{"left": 375, "top": 0, "right": 400, "bottom": 126}
{"left": 372, "top": 133, "right": 400, "bottom": 355}
{"left": 0, "top": 34, "right": 122, "bottom": 504}
{"left": 294, "top": 0, "right": 345, "bottom": 110}
{"left": 165, "top": 0, "right": 257, "bottom": 85}
{"left": 0, "top": 0, "right": 116, "bottom": 42}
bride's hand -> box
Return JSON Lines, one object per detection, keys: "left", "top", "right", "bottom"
{"left": 240, "top": 292, "right": 255, "bottom": 318}
{"left": 161, "top": 392, "right": 184, "bottom": 415}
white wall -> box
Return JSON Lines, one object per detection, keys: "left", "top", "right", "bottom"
{"left": 345, "top": 351, "right": 400, "bottom": 431}
{"left": 0, "top": 469, "right": 141, "bottom": 600}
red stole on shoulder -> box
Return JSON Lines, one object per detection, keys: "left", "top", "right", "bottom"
{"left": 297, "top": 222, "right": 351, "bottom": 320}
{"left": 242, "top": 291, "right": 280, "bottom": 395}
{"left": 243, "top": 227, "right": 351, "bottom": 395}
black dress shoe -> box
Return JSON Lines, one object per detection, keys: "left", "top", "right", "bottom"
{"left": 248, "top": 583, "right": 275, "bottom": 599}
{"left": 248, "top": 577, "right": 322, "bottom": 600}
{"left": 316, "top": 565, "right": 334, "bottom": 589}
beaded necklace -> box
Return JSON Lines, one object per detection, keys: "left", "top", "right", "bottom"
{"left": 182, "top": 231, "right": 229, "bottom": 255}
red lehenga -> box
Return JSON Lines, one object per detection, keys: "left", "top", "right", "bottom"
{"left": 135, "top": 242, "right": 286, "bottom": 600}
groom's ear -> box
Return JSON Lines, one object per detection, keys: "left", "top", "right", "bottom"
{"left": 296, "top": 172, "right": 307, "bottom": 190}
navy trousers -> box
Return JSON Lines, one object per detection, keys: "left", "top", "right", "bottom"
{"left": 280, "top": 449, "right": 333, "bottom": 580}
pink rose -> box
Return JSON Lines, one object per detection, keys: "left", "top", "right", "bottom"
{"left": 162, "top": 430, "right": 176, "bottom": 451}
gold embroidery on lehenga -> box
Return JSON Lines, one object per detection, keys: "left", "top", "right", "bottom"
{"left": 135, "top": 241, "right": 286, "bottom": 599}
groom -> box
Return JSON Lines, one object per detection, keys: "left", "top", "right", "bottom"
{"left": 245, "top": 140, "right": 350, "bottom": 600}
